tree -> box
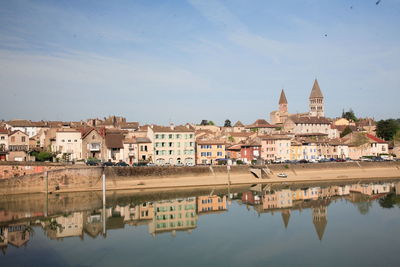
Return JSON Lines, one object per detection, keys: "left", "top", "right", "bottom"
{"left": 376, "top": 119, "right": 400, "bottom": 141}
{"left": 228, "top": 136, "right": 235, "bottom": 143}
{"left": 208, "top": 121, "right": 215, "bottom": 126}
{"left": 36, "top": 151, "right": 53, "bottom": 162}
{"left": 200, "top": 120, "right": 208, "bottom": 126}
{"left": 340, "top": 126, "right": 353, "bottom": 138}
{"left": 342, "top": 108, "right": 358, "bottom": 122}
{"left": 224, "top": 119, "right": 232, "bottom": 127}
{"left": 394, "top": 130, "right": 400, "bottom": 144}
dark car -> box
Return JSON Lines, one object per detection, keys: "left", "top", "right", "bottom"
{"left": 102, "top": 161, "right": 115, "bottom": 167}
{"left": 298, "top": 159, "right": 308, "bottom": 164}
{"left": 335, "top": 158, "right": 346, "bottom": 162}
{"left": 86, "top": 160, "right": 99, "bottom": 166}
{"left": 115, "top": 161, "right": 129, "bottom": 167}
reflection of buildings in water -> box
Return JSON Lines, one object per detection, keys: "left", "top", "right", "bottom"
{"left": 149, "top": 197, "right": 198, "bottom": 236}
{"left": 0, "top": 223, "right": 30, "bottom": 254}
{"left": 281, "top": 210, "right": 291, "bottom": 229}
{"left": 0, "top": 210, "right": 44, "bottom": 223}
{"left": 396, "top": 182, "right": 400, "bottom": 195}
{"left": 312, "top": 205, "right": 328, "bottom": 241}
{"left": 263, "top": 189, "right": 292, "bottom": 210}
{"left": 83, "top": 211, "right": 104, "bottom": 238}
{"left": 241, "top": 191, "right": 261, "bottom": 206}
{"left": 349, "top": 183, "right": 391, "bottom": 196}
{"left": 197, "top": 195, "right": 227, "bottom": 213}
{"left": 44, "top": 212, "right": 83, "bottom": 240}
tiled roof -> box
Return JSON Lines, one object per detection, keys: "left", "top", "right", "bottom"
{"left": 226, "top": 144, "right": 242, "bottom": 150}
{"left": 246, "top": 119, "right": 276, "bottom": 128}
{"left": 366, "top": 134, "right": 387, "bottom": 144}
{"left": 151, "top": 125, "right": 194, "bottom": 133}
{"left": 259, "top": 134, "right": 292, "bottom": 140}
{"left": 197, "top": 139, "right": 225, "bottom": 145}
{"left": 228, "top": 132, "right": 254, "bottom": 137}
{"left": 0, "top": 127, "right": 8, "bottom": 134}
{"left": 120, "top": 122, "right": 139, "bottom": 129}
{"left": 234, "top": 121, "right": 244, "bottom": 127}
{"left": 105, "top": 132, "right": 124, "bottom": 148}
{"left": 7, "top": 120, "right": 32, "bottom": 127}
{"left": 309, "top": 79, "right": 323, "bottom": 99}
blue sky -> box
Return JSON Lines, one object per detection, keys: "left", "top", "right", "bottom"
{"left": 0, "top": 0, "right": 399, "bottom": 125}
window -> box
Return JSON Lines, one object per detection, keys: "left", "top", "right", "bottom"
{"left": 68, "top": 140, "right": 71, "bottom": 142}
{"left": 217, "top": 145, "right": 222, "bottom": 148}
{"left": 62, "top": 139, "right": 65, "bottom": 142}
{"left": 217, "top": 152, "right": 222, "bottom": 156}
{"left": 0, "top": 136, "right": 4, "bottom": 140}
{"left": 168, "top": 134, "right": 173, "bottom": 139}
{"left": 21, "top": 136, "right": 26, "bottom": 142}
{"left": 74, "top": 140, "right": 77, "bottom": 142}
{"left": 155, "top": 134, "right": 159, "bottom": 139}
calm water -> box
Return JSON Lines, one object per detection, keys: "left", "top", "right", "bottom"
{"left": 1, "top": 179, "right": 400, "bottom": 267}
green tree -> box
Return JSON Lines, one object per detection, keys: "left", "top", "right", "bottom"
{"left": 224, "top": 119, "right": 232, "bottom": 127}
{"left": 228, "top": 136, "right": 235, "bottom": 143}
{"left": 394, "top": 130, "right": 400, "bottom": 144}
{"left": 208, "top": 121, "right": 215, "bottom": 126}
{"left": 36, "top": 151, "right": 53, "bottom": 162}
{"left": 340, "top": 126, "right": 353, "bottom": 138}
{"left": 376, "top": 119, "right": 400, "bottom": 141}
{"left": 342, "top": 109, "right": 358, "bottom": 121}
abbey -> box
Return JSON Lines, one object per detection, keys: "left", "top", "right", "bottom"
{"left": 270, "top": 79, "right": 325, "bottom": 125}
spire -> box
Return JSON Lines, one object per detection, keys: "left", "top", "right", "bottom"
{"left": 309, "top": 79, "right": 323, "bottom": 99}
{"left": 281, "top": 210, "right": 290, "bottom": 229}
{"left": 279, "top": 89, "right": 288, "bottom": 104}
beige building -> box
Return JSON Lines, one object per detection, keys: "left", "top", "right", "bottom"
{"left": 196, "top": 139, "right": 226, "bottom": 165}
{"left": 8, "top": 130, "right": 30, "bottom": 161}
{"left": 56, "top": 129, "right": 82, "bottom": 161}
{"left": 82, "top": 128, "right": 107, "bottom": 161}
{"left": 260, "top": 135, "right": 291, "bottom": 162}
{"left": 148, "top": 125, "right": 195, "bottom": 166}
{"left": 123, "top": 136, "right": 153, "bottom": 164}
{"left": 270, "top": 89, "right": 289, "bottom": 125}
{"left": 197, "top": 195, "right": 227, "bottom": 213}
{"left": 0, "top": 128, "right": 8, "bottom": 161}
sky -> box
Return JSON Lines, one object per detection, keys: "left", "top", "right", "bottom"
{"left": 0, "top": 0, "right": 399, "bottom": 125}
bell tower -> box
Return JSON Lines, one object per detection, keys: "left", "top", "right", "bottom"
{"left": 309, "top": 79, "right": 324, "bottom": 117}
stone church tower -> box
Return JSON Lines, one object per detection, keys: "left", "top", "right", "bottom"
{"left": 309, "top": 79, "right": 324, "bottom": 117}
{"left": 270, "top": 89, "right": 289, "bottom": 125}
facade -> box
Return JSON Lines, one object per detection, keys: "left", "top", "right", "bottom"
{"left": 245, "top": 119, "right": 276, "bottom": 134}
{"left": 260, "top": 135, "right": 291, "bottom": 162}
{"left": 55, "top": 129, "right": 82, "bottom": 161}
{"left": 148, "top": 125, "right": 195, "bottom": 166}
{"left": 0, "top": 128, "right": 8, "bottom": 161}
{"left": 82, "top": 128, "right": 106, "bottom": 161}
{"left": 197, "top": 195, "right": 227, "bottom": 213}
{"left": 8, "top": 130, "right": 29, "bottom": 161}
{"left": 196, "top": 140, "right": 226, "bottom": 165}
{"left": 240, "top": 139, "right": 261, "bottom": 164}
{"left": 123, "top": 137, "right": 153, "bottom": 164}
{"left": 284, "top": 116, "right": 337, "bottom": 139}
{"left": 105, "top": 130, "right": 125, "bottom": 162}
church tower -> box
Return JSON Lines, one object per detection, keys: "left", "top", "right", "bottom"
{"left": 309, "top": 79, "right": 324, "bottom": 117}
{"left": 279, "top": 89, "right": 288, "bottom": 113}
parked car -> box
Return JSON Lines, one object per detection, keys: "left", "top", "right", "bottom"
{"left": 186, "top": 162, "right": 195, "bottom": 167}
{"left": 175, "top": 163, "right": 185, "bottom": 167}
{"left": 335, "top": 158, "right": 346, "bottom": 162}
{"left": 318, "top": 158, "right": 330, "bottom": 163}
{"left": 277, "top": 173, "right": 288, "bottom": 178}
{"left": 146, "top": 163, "right": 155, "bottom": 166}
{"left": 86, "top": 160, "right": 100, "bottom": 166}
{"left": 102, "top": 161, "right": 115, "bottom": 167}
{"left": 298, "top": 159, "right": 308, "bottom": 164}
{"left": 115, "top": 161, "right": 129, "bottom": 167}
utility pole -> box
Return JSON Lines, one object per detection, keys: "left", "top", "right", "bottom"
{"left": 102, "top": 170, "right": 106, "bottom": 236}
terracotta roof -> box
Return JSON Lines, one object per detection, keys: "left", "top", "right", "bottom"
{"left": 243, "top": 138, "right": 261, "bottom": 147}
{"left": 228, "top": 132, "right": 254, "bottom": 137}
{"left": 7, "top": 120, "right": 32, "bottom": 127}
{"left": 120, "top": 122, "right": 139, "bottom": 130}
{"left": 226, "top": 144, "right": 242, "bottom": 150}
{"left": 9, "top": 130, "right": 28, "bottom": 136}
{"left": 105, "top": 132, "right": 124, "bottom": 148}
{"left": 290, "top": 116, "right": 331, "bottom": 125}
{"left": 309, "top": 79, "right": 323, "bottom": 99}
{"left": 197, "top": 139, "right": 225, "bottom": 145}
{"left": 234, "top": 121, "right": 244, "bottom": 127}
{"left": 135, "top": 137, "right": 151, "bottom": 143}
{"left": 259, "top": 135, "right": 292, "bottom": 140}
{"left": 279, "top": 89, "right": 288, "bottom": 104}
{"left": 246, "top": 119, "right": 275, "bottom": 128}
{"left": 81, "top": 127, "right": 106, "bottom": 139}
{"left": 366, "top": 134, "right": 387, "bottom": 144}
{"left": 295, "top": 133, "right": 329, "bottom": 137}
{"left": 151, "top": 125, "right": 194, "bottom": 133}
{"left": 0, "top": 127, "right": 8, "bottom": 134}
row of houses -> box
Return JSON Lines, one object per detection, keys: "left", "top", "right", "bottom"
{"left": 0, "top": 116, "right": 391, "bottom": 164}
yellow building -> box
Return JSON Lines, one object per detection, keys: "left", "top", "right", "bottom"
{"left": 196, "top": 140, "right": 226, "bottom": 165}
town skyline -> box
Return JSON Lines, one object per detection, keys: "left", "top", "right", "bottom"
{"left": 1, "top": 0, "right": 400, "bottom": 123}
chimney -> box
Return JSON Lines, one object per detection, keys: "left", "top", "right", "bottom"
{"left": 170, "top": 123, "right": 175, "bottom": 130}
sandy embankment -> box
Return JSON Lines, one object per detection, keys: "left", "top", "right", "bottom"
{"left": 86, "top": 164, "right": 400, "bottom": 193}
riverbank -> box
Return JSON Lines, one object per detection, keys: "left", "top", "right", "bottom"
{"left": 0, "top": 161, "right": 399, "bottom": 195}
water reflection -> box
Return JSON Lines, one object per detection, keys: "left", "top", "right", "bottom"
{"left": 1, "top": 179, "right": 400, "bottom": 255}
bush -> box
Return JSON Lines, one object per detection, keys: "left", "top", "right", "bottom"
{"left": 284, "top": 164, "right": 289, "bottom": 169}
{"left": 236, "top": 160, "right": 244, "bottom": 165}
{"left": 36, "top": 151, "right": 53, "bottom": 162}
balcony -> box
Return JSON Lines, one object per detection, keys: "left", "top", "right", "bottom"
{"left": 89, "top": 143, "right": 101, "bottom": 152}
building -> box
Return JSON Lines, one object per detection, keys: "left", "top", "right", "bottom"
{"left": 105, "top": 130, "right": 125, "bottom": 162}
{"left": 0, "top": 128, "right": 8, "bottom": 161}
{"left": 226, "top": 144, "right": 241, "bottom": 160}
{"left": 270, "top": 89, "right": 290, "bottom": 125}
{"left": 8, "top": 130, "right": 29, "bottom": 161}
{"left": 284, "top": 116, "right": 336, "bottom": 138}
{"left": 344, "top": 132, "right": 389, "bottom": 159}
{"left": 245, "top": 119, "right": 277, "bottom": 135}
{"left": 197, "top": 195, "right": 227, "bottom": 213}
{"left": 309, "top": 79, "right": 324, "bottom": 117}
{"left": 81, "top": 128, "right": 106, "bottom": 161}
{"left": 123, "top": 136, "right": 153, "bottom": 164}
{"left": 148, "top": 125, "right": 195, "bottom": 166}
{"left": 196, "top": 139, "right": 226, "bottom": 165}
{"left": 55, "top": 129, "right": 82, "bottom": 161}
{"left": 260, "top": 135, "right": 291, "bottom": 162}
{"left": 240, "top": 138, "right": 261, "bottom": 164}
